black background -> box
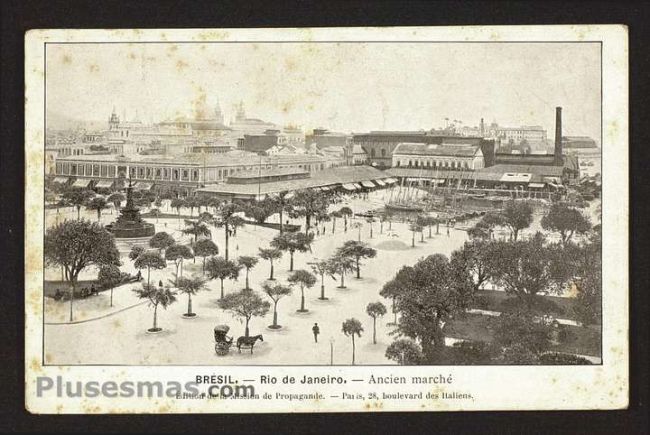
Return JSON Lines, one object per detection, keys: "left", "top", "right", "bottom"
{"left": 1, "top": 1, "right": 648, "bottom": 433}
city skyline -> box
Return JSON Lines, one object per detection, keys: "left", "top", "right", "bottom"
{"left": 46, "top": 42, "right": 600, "bottom": 141}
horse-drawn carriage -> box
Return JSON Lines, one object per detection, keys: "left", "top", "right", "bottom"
{"left": 214, "top": 324, "right": 264, "bottom": 356}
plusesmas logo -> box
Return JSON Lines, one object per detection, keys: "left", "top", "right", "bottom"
{"left": 36, "top": 376, "right": 255, "bottom": 399}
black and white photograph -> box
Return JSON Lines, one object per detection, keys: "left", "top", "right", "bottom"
{"left": 22, "top": 26, "right": 629, "bottom": 413}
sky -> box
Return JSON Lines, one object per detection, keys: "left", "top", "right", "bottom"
{"left": 46, "top": 42, "right": 601, "bottom": 141}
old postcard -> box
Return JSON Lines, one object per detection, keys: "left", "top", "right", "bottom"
{"left": 24, "top": 25, "right": 628, "bottom": 413}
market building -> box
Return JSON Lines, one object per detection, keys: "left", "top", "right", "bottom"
{"left": 195, "top": 165, "right": 396, "bottom": 202}
{"left": 52, "top": 153, "right": 341, "bottom": 196}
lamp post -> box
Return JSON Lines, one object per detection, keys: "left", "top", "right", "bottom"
{"left": 329, "top": 337, "right": 335, "bottom": 365}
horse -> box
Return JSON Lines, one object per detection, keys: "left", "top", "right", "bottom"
{"left": 236, "top": 334, "right": 264, "bottom": 354}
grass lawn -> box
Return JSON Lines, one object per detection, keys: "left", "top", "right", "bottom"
{"left": 444, "top": 313, "right": 601, "bottom": 358}
{"left": 469, "top": 290, "right": 601, "bottom": 324}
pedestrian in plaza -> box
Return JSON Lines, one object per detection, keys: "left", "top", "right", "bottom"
{"left": 158, "top": 279, "right": 163, "bottom": 288}
{"left": 312, "top": 323, "right": 320, "bottom": 343}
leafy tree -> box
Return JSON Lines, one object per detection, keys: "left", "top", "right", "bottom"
{"left": 243, "top": 198, "right": 276, "bottom": 224}
{"left": 385, "top": 339, "right": 422, "bottom": 365}
{"left": 258, "top": 247, "right": 283, "bottom": 280}
{"left": 501, "top": 200, "right": 534, "bottom": 240}
{"left": 212, "top": 202, "right": 246, "bottom": 260}
{"left": 326, "top": 255, "right": 356, "bottom": 289}
{"left": 487, "top": 233, "right": 570, "bottom": 307}
{"left": 85, "top": 196, "right": 108, "bottom": 222}
{"left": 379, "top": 275, "right": 401, "bottom": 324}
{"left": 423, "top": 215, "right": 437, "bottom": 238}
{"left": 63, "top": 189, "right": 94, "bottom": 219}
{"left": 385, "top": 254, "right": 474, "bottom": 360}
{"left": 341, "top": 318, "right": 363, "bottom": 365}
{"left": 193, "top": 239, "right": 219, "bottom": 274}
{"left": 97, "top": 264, "right": 121, "bottom": 307}
{"left": 198, "top": 211, "right": 213, "bottom": 223}
{"left": 541, "top": 203, "right": 592, "bottom": 246}
{"left": 185, "top": 196, "right": 198, "bottom": 216}
{"left": 149, "top": 208, "right": 161, "bottom": 223}
{"left": 288, "top": 269, "right": 317, "bottom": 312}
{"left": 129, "top": 246, "right": 145, "bottom": 262}
{"left": 218, "top": 290, "right": 270, "bottom": 337}
{"left": 565, "top": 234, "right": 602, "bottom": 325}
{"left": 366, "top": 301, "right": 387, "bottom": 344}
{"left": 415, "top": 215, "right": 428, "bottom": 242}
{"left": 310, "top": 260, "right": 333, "bottom": 300}
{"left": 165, "top": 244, "right": 193, "bottom": 284}
{"left": 290, "top": 189, "right": 331, "bottom": 235}
{"left": 154, "top": 197, "right": 163, "bottom": 210}
{"left": 451, "top": 239, "right": 495, "bottom": 294}
{"left": 133, "top": 283, "right": 177, "bottom": 332}
{"left": 206, "top": 256, "right": 241, "bottom": 299}
{"left": 44, "top": 219, "right": 120, "bottom": 321}
{"left": 270, "top": 231, "right": 314, "bottom": 272}
{"left": 339, "top": 206, "right": 353, "bottom": 232}
{"left": 237, "top": 256, "right": 259, "bottom": 290}
{"left": 170, "top": 198, "right": 187, "bottom": 226}
{"left": 337, "top": 240, "right": 377, "bottom": 279}
{"left": 492, "top": 311, "right": 552, "bottom": 362}
{"left": 134, "top": 250, "right": 167, "bottom": 286}
{"left": 149, "top": 232, "right": 175, "bottom": 253}
{"left": 262, "top": 282, "right": 292, "bottom": 329}
{"left": 176, "top": 275, "right": 208, "bottom": 317}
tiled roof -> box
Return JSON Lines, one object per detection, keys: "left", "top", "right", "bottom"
{"left": 393, "top": 142, "right": 480, "bottom": 157}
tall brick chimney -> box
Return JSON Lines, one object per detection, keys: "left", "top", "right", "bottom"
{"left": 554, "top": 107, "right": 563, "bottom": 166}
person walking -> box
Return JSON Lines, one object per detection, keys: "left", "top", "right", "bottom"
{"left": 312, "top": 323, "right": 320, "bottom": 343}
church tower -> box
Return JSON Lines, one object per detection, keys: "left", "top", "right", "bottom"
{"left": 214, "top": 99, "right": 224, "bottom": 124}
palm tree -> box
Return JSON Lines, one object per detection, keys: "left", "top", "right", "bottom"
{"left": 134, "top": 251, "right": 167, "bottom": 286}
{"left": 175, "top": 275, "right": 207, "bottom": 317}
{"left": 270, "top": 231, "right": 314, "bottom": 272}
{"left": 351, "top": 222, "right": 363, "bottom": 242}
{"left": 339, "top": 207, "right": 353, "bottom": 232}
{"left": 237, "top": 255, "right": 259, "bottom": 290}
{"left": 182, "top": 219, "right": 211, "bottom": 262}
{"left": 212, "top": 202, "right": 246, "bottom": 261}
{"left": 258, "top": 247, "right": 283, "bottom": 280}
{"left": 262, "top": 282, "right": 292, "bottom": 329}
{"left": 342, "top": 318, "right": 363, "bottom": 365}
{"left": 329, "top": 210, "right": 342, "bottom": 234}
{"left": 288, "top": 269, "right": 316, "bottom": 312}
{"left": 366, "top": 302, "right": 387, "bottom": 344}
{"left": 165, "top": 244, "right": 193, "bottom": 284}
{"left": 337, "top": 240, "right": 377, "bottom": 279}
{"left": 170, "top": 198, "right": 187, "bottom": 228}
{"left": 97, "top": 264, "right": 122, "bottom": 307}
{"left": 326, "top": 255, "right": 356, "bottom": 289}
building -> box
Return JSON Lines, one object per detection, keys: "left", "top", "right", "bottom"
{"left": 352, "top": 131, "right": 495, "bottom": 169}
{"left": 242, "top": 130, "right": 284, "bottom": 154}
{"left": 53, "top": 152, "right": 340, "bottom": 196}
{"left": 229, "top": 102, "right": 277, "bottom": 135}
{"left": 352, "top": 144, "right": 368, "bottom": 166}
{"left": 391, "top": 142, "right": 485, "bottom": 171}
{"left": 562, "top": 136, "right": 598, "bottom": 149}
{"left": 494, "top": 125, "right": 547, "bottom": 146}
{"left": 305, "top": 129, "right": 351, "bottom": 149}
{"left": 195, "top": 165, "right": 395, "bottom": 202}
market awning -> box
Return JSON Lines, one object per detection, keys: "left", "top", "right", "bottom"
{"left": 431, "top": 178, "right": 446, "bottom": 184}
{"left": 95, "top": 180, "right": 114, "bottom": 189}
{"left": 375, "top": 179, "right": 386, "bottom": 186}
{"left": 134, "top": 182, "right": 153, "bottom": 190}
{"left": 361, "top": 180, "right": 375, "bottom": 188}
{"left": 321, "top": 186, "right": 331, "bottom": 191}
{"left": 352, "top": 183, "right": 363, "bottom": 190}
{"left": 71, "top": 178, "right": 91, "bottom": 188}
{"left": 342, "top": 183, "right": 356, "bottom": 191}
{"left": 528, "top": 182, "right": 546, "bottom": 188}
{"left": 383, "top": 178, "right": 397, "bottom": 184}
{"left": 53, "top": 176, "right": 68, "bottom": 184}
{"left": 406, "top": 177, "right": 422, "bottom": 182}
